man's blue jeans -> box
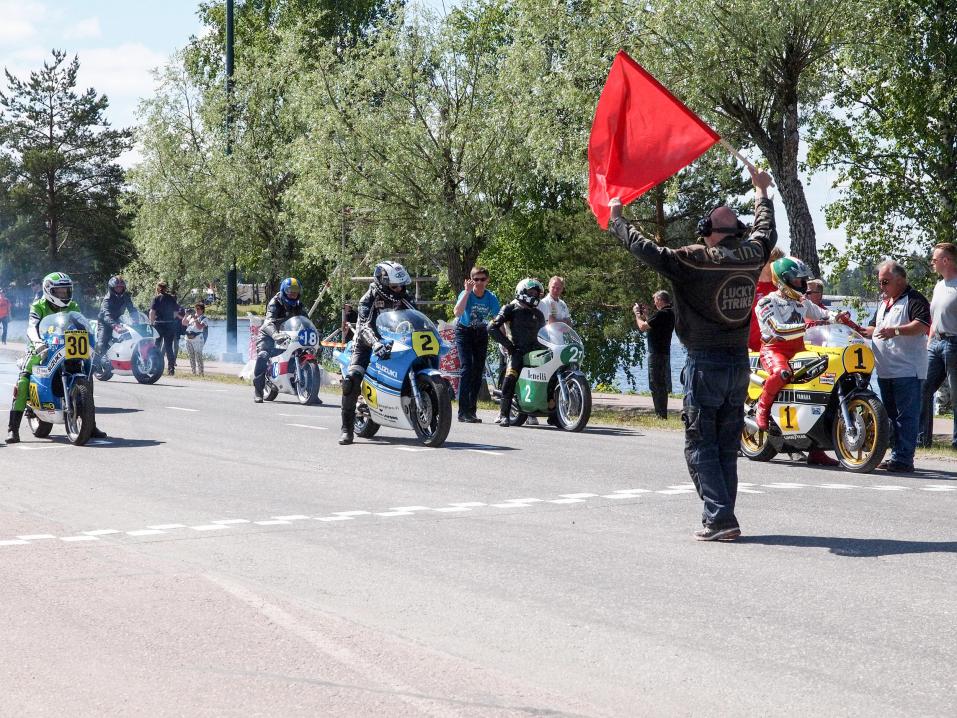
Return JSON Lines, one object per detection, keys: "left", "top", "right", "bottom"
{"left": 878, "top": 376, "right": 922, "bottom": 467}
{"left": 455, "top": 325, "right": 489, "bottom": 419}
{"left": 919, "top": 337, "right": 957, "bottom": 448}
{"left": 681, "top": 348, "right": 750, "bottom": 528}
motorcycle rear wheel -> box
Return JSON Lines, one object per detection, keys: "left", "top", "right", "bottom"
{"left": 133, "top": 348, "right": 163, "bottom": 384}
{"left": 93, "top": 355, "right": 113, "bottom": 381}
{"left": 741, "top": 405, "right": 777, "bottom": 461}
{"left": 833, "top": 395, "right": 889, "bottom": 473}
{"left": 25, "top": 407, "right": 53, "bottom": 438}
{"left": 354, "top": 401, "right": 380, "bottom": 438}
{"left": 264, "top": 382, "right": 279, "bottom": 401}
{"left": 65, "top": 379, "right": 95, "bottom": 446}
{"left": 410, "top": 375, "right": 452, "bottom": 447}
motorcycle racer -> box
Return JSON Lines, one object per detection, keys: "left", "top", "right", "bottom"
{"left": 754, "top": 257, "right": 849, "bottom": 431}
{"left": 6, "top": 272, "right": 106, "bottom": 444}
{"left": 254, "top": 277, "right": 304, "bottom": 403}
{"left": 95, "top": 275, "right": 137, "bottom": 365}
{"left": 488, "top": 278, "right": 546, "bottom": 427}
{"left": 339, "top": 261, "right": 416, "bottom": 445}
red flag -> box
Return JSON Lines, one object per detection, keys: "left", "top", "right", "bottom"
{"left": 588, "top": 51, "right": 720, "bottom": 228}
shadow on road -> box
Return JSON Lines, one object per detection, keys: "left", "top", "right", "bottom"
{"left": 581, "top": 426, "right": 641, "bottom": 437}
{"left": 94, "top": 407, "right": 143, "bottom": 415}
{"left": 739, "top": 534, "right": 957, "bottom": 557}
{"left": 362, "top": 436, "right": 518, "bottom": 452}
{"left": 46, "top": 436, "right": 165, "bottom": 449}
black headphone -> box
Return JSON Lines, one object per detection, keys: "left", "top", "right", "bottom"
{"left": 696, "top": 205, "right": 748, "bottom": 238}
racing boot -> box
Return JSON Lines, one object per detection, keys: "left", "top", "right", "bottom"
{"left": 807, "top": 449, "right": 839, "bottom": 467}
{"left": 338, "top": 417, "right": 354, "bottom": 445}
{"left": 6, "top": 409, "right": 23, "bottom": 444}
{"left": 90, "top": 424, "right": 107, "bottom": 440}
{"left": 499, "top": 374, "right": 517, "bottom": 428}
{"left": 755, "top": 372, "right": 787, "bottom": 431}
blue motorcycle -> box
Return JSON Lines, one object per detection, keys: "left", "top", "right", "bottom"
{"left": 334, "top": 309, "right": 453, "bottom": 447}
{"left": 23, "top": 311, "right": 98, "bottom": 445}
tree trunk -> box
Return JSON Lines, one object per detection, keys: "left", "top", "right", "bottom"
{"left": 446, "top": 244, "right": 482, "bottom": 294}
{"left": 653, "top": 185, "right": 667, "bottom": 246}
{"left": 775, "top": 170, "right": 819, "bottom": 278}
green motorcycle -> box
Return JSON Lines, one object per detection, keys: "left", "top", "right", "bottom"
{"left": 485, "top": 323, "right": 592, "bottom": 431}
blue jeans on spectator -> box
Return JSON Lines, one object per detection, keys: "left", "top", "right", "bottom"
{"left": 455, "top": 325, "right": 488, "bottom": 419}
{"left": 878, "top": 376, "right": 922, "bottom": 467}
{"left": 919, "top": 336, "right": 957, "bottom": 447}
{"left": 681, "top": 348, "right": 750, "bottom": 529}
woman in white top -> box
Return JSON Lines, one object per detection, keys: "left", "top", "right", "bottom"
{"left": 182, "top": 302, "right": 209, "bottom": 375}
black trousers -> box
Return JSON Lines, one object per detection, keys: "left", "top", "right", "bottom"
{"left": 649, "top": 352, "right": 672, "bottom": 419}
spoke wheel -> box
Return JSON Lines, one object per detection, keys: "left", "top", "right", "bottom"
{"left": 741, "top": 405, "right": 777, "bottom": 461}
{"left": 26, "top": 406, "right": 53, "bottom": 438}
{"left": 354, "top": 400, "right": 380, "bottom": 438}
{"left": 555, "top": 373, "right": 591, "bottom": 432}
{"left": 65, "top": 379, "right": 95, "bottom": 446}
{"left": 410, "top": 375, "right": 452, "bottom": 447}
{"left": 296, "top": 360, "right": 320, "bottom": 405}
{"left": 133, "top": 348, "right": 163, "bottom": 384}
{"left": 832, "top": 395, "right": 889, "bottom": 473}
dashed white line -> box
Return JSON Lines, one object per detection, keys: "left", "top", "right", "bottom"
{"left": 395, "top": 447, "right": 429, "bottom": 452}
{"left": 922, "top": 485, "right": 957, "bottom": 492}
{"left": 332, "top": 511, "right": 371, "bottom": 517}
{"left": 274, "top": 515, "right": 311, "bottom": 521}
{"left": 466, "top": 449, "right": 503, "bottom": 456}
{"left": 61, "top": 536, "right": 98, "bottom": 542}
{"left": 287, "top": 423, "right": 328, "bottom": 431}
{"left": 390, "top": 506, "right": 431, "bottom": 512}
{"left": 83, "top": 529, "right": 120, "bottom": 536}
{"left": 0, "top": 539, "right": 29, "bottom": 546}
{"left": 560, "top": 493, "right": 599, "bottom": 499}
{"left": 375, "top": 511, "right": 415, "bottom": 517}
{"left": 254, "top": 520, "right": 290, "bottom": 526}
{"left": 166, "top": 406, "right": 199, "bottom": 412}
{"left": 212, "top": 519, "right": 250, "bottom": 525}
{"left": 317, "top": 516, "right": 354, "bottom": 522}
{"left": 190, "top": 524, "right": 230, "bottom": 531}
{"left": 149, "top": 524, "right": 187, "bottom": 530}
{"left": 432, "top": 507, "right": 472, "bottom": 512}
{"left": 127, "top": 529, "right": 166, "bottom": 537}
{"left": 548, "top": 498, "right": 585, "bottom": 504}
{"left": 871, "top": 485, "right": 909, "bottom": 491}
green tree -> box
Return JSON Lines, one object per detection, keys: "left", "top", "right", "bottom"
{"left": 0, "top": 50, "right": 131, "bottom": 277}
{"left": 644, "top": 0, "right": 862, "bottom": 277}
{"left": 807, "top": 0, "right": 957, "bottom": 277}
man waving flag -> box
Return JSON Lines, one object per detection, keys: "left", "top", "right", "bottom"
{"left": 588, "top": 51, "right": 720, "bottom": 228}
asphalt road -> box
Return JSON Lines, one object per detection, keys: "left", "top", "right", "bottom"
{"left": 1, "top": 353, "right": 955, "bottom": 717}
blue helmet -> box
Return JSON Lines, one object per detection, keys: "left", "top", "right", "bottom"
{"left": 279, "top": 277, "right": 302, "bottom": 308}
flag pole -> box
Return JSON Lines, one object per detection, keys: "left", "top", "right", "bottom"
{"left": 718, "top": 138, "right": 775, "bottom": 187}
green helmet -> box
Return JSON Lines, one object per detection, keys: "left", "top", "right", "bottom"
{"left": 515, "top": 278, "right": 544, "bottom": 307}
{"left": 770, "top": 257, "right": 811, "bottom": 301}
{"left": 42, "top": 272, "right": 73, "bottom": 308}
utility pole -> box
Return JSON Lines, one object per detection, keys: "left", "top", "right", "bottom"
{"left": 222, "top": 0, "right": 242, "bottom": 362}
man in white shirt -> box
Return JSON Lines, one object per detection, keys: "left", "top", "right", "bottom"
{"left": 919, "top": 242, "right": 957, "bottom": 448}
{"left": 537, "top": 276, "right": 571, "bottom": 327}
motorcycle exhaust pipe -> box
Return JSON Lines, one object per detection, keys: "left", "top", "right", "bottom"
{"left": 749, "top": 373, "right": 765, "bottom": 387}
{"left": 744, "top": 415, "right": 760, "bottom": 433}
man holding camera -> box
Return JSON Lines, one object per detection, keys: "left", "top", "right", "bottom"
{"left": 634, "top": 291, "right": 675, "bottom": 419}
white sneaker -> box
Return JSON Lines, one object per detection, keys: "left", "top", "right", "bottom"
{"left": 525, "top": 415, "right": 539, "bottom": 425}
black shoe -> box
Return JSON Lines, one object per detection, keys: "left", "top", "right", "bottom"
{"left": 338, "top": 430, "right": 354, "bottom": 445}
{"left": 694, "top": 525, "right": 741, "bottom": 542}
{"left": 498, "top": 415, "right": 510, "bottom": 428}
{"left": 467, "top": 414, "right": 482, "bottom": 423}
{"left": 458, "top": 415, "right": 470, "bottom": 423}
{"left": 5, "top": 429, "right": 19, "bottom": 444}
{"left": 254, "top": 389, "right": 263, "bottom": 403}
{"left": 546, "top": 414, "right": 559, "bottom": 427}
{"left": 878, "top": 459, "right": 914, "bottom": 472}
{"left": 6, "top": 410, "right": 23, "bottom": 444}
{"left": 90, "top": 427, "right": 107, "bottom": 440}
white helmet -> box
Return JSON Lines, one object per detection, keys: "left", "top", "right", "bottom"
{"left": 42, "top": 272, "right": 74, "bottom": 308}
{"left": 373, "top": 261, "right": 412, "bottom": 298}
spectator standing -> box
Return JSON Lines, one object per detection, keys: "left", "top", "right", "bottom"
{"left": 149, "top": 281, "right": 181, "bottom": 376}
{"left": 633, "top": 290, "right": 675, "bottom": 419}
{"left": 0, "top": 287, "right": 10, "bottom": 344}
{"left": 538, "top": 276, "right": 572, "bottom": 326}
{"left": 341, "top": 303, "right": 358, "bottom": 343}
{"left": 860, "top": 260, "right": 930, "bottom": 472}
{"left": 453, "top": 266, "right": 500, "bottom": 423}
{"left": 183, "top": 303, "right": 209, "bottom": 375}
{"left": 919, "top": 242, "right": 957, "bottom": 448}
{"left": 748, "top": 247, "right": 785, "bottom": 352}
{"left": 609, "top": 167, "right": 776, "bottom": 541}
{"left": 30, "top": 278, "right": 42, "bottom": 303}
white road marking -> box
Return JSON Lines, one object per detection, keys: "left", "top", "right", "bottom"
{"left": 656, "top": 489, "right": 695, "bottom": 495}
{"left": 190, "top": 524, "right": 230, "bottom": 531}
{"left": 254, "top": 520, "right": 291, "bottom": 526}
{"left": 466, "top": 449, "right": 503, "bottom": 456}
{"left": 15, "top": 445, "right": 67, "bottom": 451}
{"left": 389, "top": 506, "right": 431, "bottom": 512}
{"left": 87, "top": 439, "right": 112, "bottom": 445}
{"left": 0, "top": 540, "right": 29, "bottom": 546}
{"left": 448, "top": 502, "right": 486, "bottom": 508}
{"left": 560, "top": 493, "right": 599, "bottom": 499}
{"left": 127, "top": 529, "right": 166, "bottom": 537}
{"left": 395, "top": 447, "right": 429, "bottom": 452}
{"left": 922, "top": 485, "right": 957, "bottom": 492}
{"left": 602, "top": 494, "right": 640, "bottom": 499}
{"left": 491, "top": 503, "right": 532, "bottom": 508}
{"left": 17, "top": 534, "right": 56, "bottom": 540}
{"left": 61, "top": 536, "right": 99, "bottom": 542}
{"left": 82, "top": 529, "right": 120, "bottom": 536}
{"left": 504, "top": 498, "right": 543, "bottom": 503}
{"left": 211, "top": 519, "right": 250, "bottom": 525}
{"left": 149, "top": 524, "right": 187, "bottom": 530}
{"left": 332, "top": 511, "right": 371, "bottom": 517}
{"left": 762, "top": 483, "right": 808, "bottom": 489}
{"left": 166, "top": 406, "right": 199, "bottom": 412}
{"left": 286, "top": 423, "right": 328, "bottom": 431}
{"left": 819, "top": 484, "right": 859, "bottom": 489}
{"left": 375, "top": 511, "right": 414, "bottom": 517}
{"left": 548, "top": 498, "right": 585, "bottom": 504}
{"left": 278, "top": 413, "right": 317, "bottom": 417}
{"left": 613, "top": 489, "right": 651, "bottom": 494}
{"left": 432, "top": 507, "right": 471, "bottom": 512}
{"left": 274, "top": 515, "right": 311, "bottom": 521}
{"left": 737, "top": 488, "right": 765, "bottom": 494}
{"left": 317, "top": 516, "right": 354, "bottom": 522}
{"left": 871, "top": 485, "right": 909, "bottom": 491}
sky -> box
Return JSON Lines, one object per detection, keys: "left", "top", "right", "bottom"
{"left": 0, "top": 0, "right": 847, "bottom": 255}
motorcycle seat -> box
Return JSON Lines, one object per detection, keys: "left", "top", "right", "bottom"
{"left": 523, "top": 349, "right": 552, "bottom": 367}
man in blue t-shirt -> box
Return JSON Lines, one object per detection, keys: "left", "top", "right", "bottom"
{"left": 452, "top": 266, "right": 500, "bottom": 422}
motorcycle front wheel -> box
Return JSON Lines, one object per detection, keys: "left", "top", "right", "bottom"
{"left": 555, "top": 372, "right": 591, "bottom": 432}
{"left": 832, "top": 395, "right": 889, "bottom": 473}
{"left": 410, "top": 374, "right": 452, "bottom": 447}
{"left": 25, "top": 406, "right": 53, "bottom": 438}
{"left": 65, "top": 378, "right": 95, "bottom": 445}
{"left": 133, "top": 347, "right": 163, "bottom": 384}
{"left": 296, "top": 360, "right": 321, "bottom": 405}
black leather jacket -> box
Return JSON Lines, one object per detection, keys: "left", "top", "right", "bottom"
{"left": 488, "top": 301, "right": 545, "bottom": 354}
{"left": 98, "top": 291, "right": 137, "bottom": 324}
{"left": 354, "top": 283, "right": 416, "bottom": 347}
{"left": 260, "top": 292, "right": 303, "bottom": 344}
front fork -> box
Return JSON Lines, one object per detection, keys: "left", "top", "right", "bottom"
{"left": 837, "top": 381, "right": 859, "bottom": 441}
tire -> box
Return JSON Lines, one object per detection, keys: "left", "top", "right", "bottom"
{"left": 133, "top": 348, "right": 163, "bottom": 384}
{"left": 832, "top": 394, "right": 889, "bottom": 473}
{"left": 508, "top": 397, "right": 528, "bottom": 427}
{"left": 25, "top": 407, "right": 53, "bottom": 438}
{"left": 93, "top": 355, "right": 113, "bottom": 381}
{"left": 354, "top": 400, "right": 380, "bottom": 438}
{"left": 410, "top": 374, "right": 452, "bottom": 447}
{"left": 296, "top": 360, "right": 320, "bottom": 405}
{"left": 741, "top": 403, "right": 778, "bottom": 461}
{"left": 555, "top": 373, "right": 591, "bottom": 432}
{"left": 65, "top": 378, "right": 95, "bottom": 446}
{"left": 264, "top": 382, "right": 279, "bottom": 402}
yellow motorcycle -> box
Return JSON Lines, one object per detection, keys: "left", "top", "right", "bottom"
{"left": 741, "top": 323, "right": 889, "bottom": 473}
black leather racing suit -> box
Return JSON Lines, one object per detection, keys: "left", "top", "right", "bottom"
{"left": 488, "top": 301, "right": 545, "bottom": 418}
{"left": 340, "top": 283, "right": 416, "bottom": 429}
{"left": 96, "top": 290, "right": 137, "bottom": 355}
{"left": 253, "top": 292, "right": 303, "bottom": 394}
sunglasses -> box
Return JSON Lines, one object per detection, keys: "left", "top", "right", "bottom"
{"left": 471, "top": 276, "right": 488, "bottom": 282}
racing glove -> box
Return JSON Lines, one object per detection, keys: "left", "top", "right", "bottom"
{"left": 373, "top": 340, "right": 393, "bottom": 359}
{"left": 274, "top": 334, "right": 290, "bottom": 348}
